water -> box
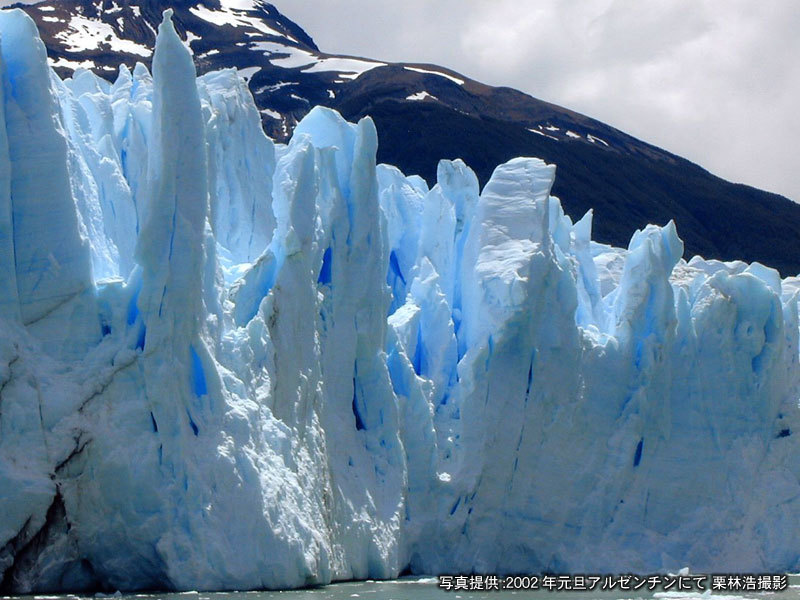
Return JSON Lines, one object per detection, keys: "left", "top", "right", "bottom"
{"left": 5, "top": 576, "right": 800, "bottom": 600}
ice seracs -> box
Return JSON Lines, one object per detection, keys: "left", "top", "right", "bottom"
{"left": 1, "top": 7, "right": 800, "bottom": 594}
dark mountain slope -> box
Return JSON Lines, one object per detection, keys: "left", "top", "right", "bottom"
{"left": 343, "top": 99, "right": 799, "bottom": 274}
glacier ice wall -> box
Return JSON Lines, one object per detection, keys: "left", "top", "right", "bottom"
{"left": 2, "top": 8, "right": 800, "bottom": 593}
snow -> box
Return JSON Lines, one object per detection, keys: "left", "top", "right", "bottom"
{"left": 219, "top": 0, "right": 295, "bottom": 40}
{"left": 237, "top": 65, "right": 260, "bottom": 82}
{"left": 55, "top": 15, "right": 151, "bottom": 57}
{"left": 404, "top": 66, "right": 465, "bottom": 85}
{"left": 3, "top": 7, "right": 800, "bottom": 594}
{"left": 188, "top": 4, "right": 235, "bottom": 27}
{"left": 250, "top": 41, "right": 317, "bottom": 69}
{"left": 220, "top": 0, "right": 256, "bottom": 10}
{"left": 303, "top": 56, "right": 385, "bottom": 79}
{"left": 48, "top": 56, "right": 96, "bottom": 70}
{"left": 588, "top": 133, "right": 609, "bottom": 146}
{"left": 189, "top": 4, "right": 286, "bottom": 38}
{"left": 257, "top": 81, "right": 294, "bottom": 93}
{"left": 406, "top": 91, "right": 437, "bottom": 102}
{"left": 528, "top": 127, "right": 558, "bottom": 141}
{"left": 249, "top": 44, "right": 382, "bottom": 79}
{"left": 184, "top": 30, "right": 201, "bottom": 50}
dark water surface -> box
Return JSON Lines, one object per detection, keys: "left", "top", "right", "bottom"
{"left": 5, "top": 575, "right": 800, "bottom": 600}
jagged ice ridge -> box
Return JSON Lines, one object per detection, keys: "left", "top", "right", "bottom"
{"left": 1, "top": 8, "right": 800, "bottom": 593}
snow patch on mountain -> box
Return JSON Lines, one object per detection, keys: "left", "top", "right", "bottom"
{"left": 588, "top": 133, "right": 609, "bottom": 146}
{"left": 251, "top": 40, "right": 316, "bottom": 68}
{"left": 303, "top": 56, "right": 385, "bottom": 79}
{"left": 528, "top": 127, "right": 558, "bottom": 140}
{"left": 407, "top": 91, "right": 437, "bottom": 102}
{"left": 49, "top": 55, "right": 95, "bottom": 69}
{"left": 56, "top": 15, "right": 151, "bottom": 56}
{"left": 405, "top": 66, "right": 464, "bottom": 85}
{"left": 188, "top": 3, "right": 286, "bottom": 39}
{"left": 237, "top": 65, "right": 260, "bottom": 82}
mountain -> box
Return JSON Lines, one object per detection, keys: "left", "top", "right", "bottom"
{"left": 12, "top": 0, "right": 800, "bottom": 276}
{"left": 2, "top": 10, "right": 800, "bottom": 591}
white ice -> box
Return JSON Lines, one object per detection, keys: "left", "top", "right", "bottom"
{"left": 1, "top": 7, "right": 800, "bottom": 594}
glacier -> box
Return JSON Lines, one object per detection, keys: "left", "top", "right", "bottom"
{"left": 1, "top": 7, "right": 800, "bottom": 593}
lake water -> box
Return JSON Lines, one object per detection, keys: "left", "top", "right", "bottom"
{"left": 6, "top": 575, "right": 800, "bottom": 600}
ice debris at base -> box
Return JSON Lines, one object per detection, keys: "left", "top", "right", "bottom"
{"left": 1, "top": 7, "right": 800, "bottom": 593}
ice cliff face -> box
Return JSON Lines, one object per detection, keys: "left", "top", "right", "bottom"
{"left": 2, "top": 8, "right": 800, "bottom": 593}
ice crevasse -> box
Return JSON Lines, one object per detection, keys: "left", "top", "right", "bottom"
{"left": 1, "top": 8, "right": 800, "bottom": 593}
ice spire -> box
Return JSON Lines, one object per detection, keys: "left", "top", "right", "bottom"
{"left": 0, "top": 9, "right": 91, "bottom": 324}
{"left": 0, "top": 38, "right": 18, "bottom": 321}
{"left": 135, "top": 9, "right": 209, "bottom": 348}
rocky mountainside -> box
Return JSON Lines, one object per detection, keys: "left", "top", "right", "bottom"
{"left": 14, "top": 0, "right": 800, "bottom": 275}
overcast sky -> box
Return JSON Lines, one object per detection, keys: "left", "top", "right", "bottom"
{"left": 278, "top": 1, "right": 799, "bottom": 202}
